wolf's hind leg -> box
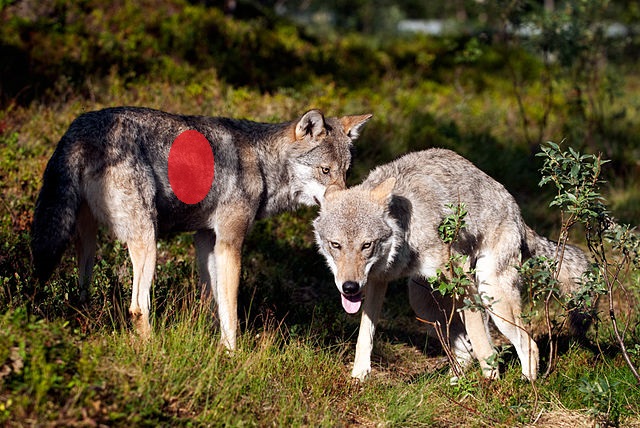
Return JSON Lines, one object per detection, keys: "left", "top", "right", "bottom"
{"left": 408, "top": 278, "right": 475, "bottom": 371}
{"left": 194, "top": 230, "right": 217, "bottom": 304}
{"left": 127, "top": 237, "right": 156, "bottom": 339}
{"left": 75, "top": 202, "right": 98, "bottom": 304}
{"left": 476, "top": 254, "right": 539, "bottom": 381}
{"left": 94, "top": 166, "right": 158, "bottom": 339}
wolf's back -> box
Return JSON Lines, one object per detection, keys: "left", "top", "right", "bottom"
{"left": 524, "top": 225, "right": 592, "bottom": 334}
{"left": 524, "top": 226, "right": 590, "bottom": 287}
{"left": 31, "top": 136, "right": 83, "bottom": 283}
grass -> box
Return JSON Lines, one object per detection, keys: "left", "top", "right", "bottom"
{"left": 2, "top": 301, "right": 638, "bottom": 426}
{"left": 0, "top": 73, "right": 640, "bottom": 426}
{"left": 2, "top": 73, "right": 640, "bottom": 427}
{"left": 1, "top": 1, "right": 640, "bottom": 425}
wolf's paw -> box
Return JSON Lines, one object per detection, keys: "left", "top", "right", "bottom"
{"left": 482, "top": 367, "right": 500, "bottom": 380}
{"left": 520, "top": 371, "right": 537, "bottom": 382}
{"left": 78, "top": 289, "right": 89, "bottom": 304}
{"left": 219, "top": 330, "right": 237, "bottom": 353}
{"left": 351, "top": 365, "right": 371, "bottom": 382}
{"left": 129, "top": 308, "right": 151, "bottom": 340}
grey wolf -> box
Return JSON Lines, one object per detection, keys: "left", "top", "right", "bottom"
{"left": 31, "top": 106, "right": 372, "bottom": 350}
{"left": 313, "top": 149, "right": 589, "bottom": 381}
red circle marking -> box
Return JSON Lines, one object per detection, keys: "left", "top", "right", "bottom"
{"left": 168, "top": 130, "right": 214, "bottom": 204}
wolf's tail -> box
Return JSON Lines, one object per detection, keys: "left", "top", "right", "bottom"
{"left": 31, "top": 138, "right": 82, "bottom": 283}
{"left": 523, "top": 225, "right": 592, "bottom": 335}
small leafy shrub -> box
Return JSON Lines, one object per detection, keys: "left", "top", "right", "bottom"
{"left": 578, "top": 375, "right": 621, "bottom": 427}
{"left": 522, "top": 141, "right": 640, "bottom": 384}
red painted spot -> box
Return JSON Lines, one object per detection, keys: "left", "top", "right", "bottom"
{"left": 168, "top": 130, "right": 214, "bottom": 204}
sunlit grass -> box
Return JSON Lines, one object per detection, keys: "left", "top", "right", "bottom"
{"left": 3, "top": 301, "right": 638, "bottom": 426}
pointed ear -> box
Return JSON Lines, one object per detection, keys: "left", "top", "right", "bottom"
{"left": 370, "top": 177, "right": 396, "bottom": 205}
{"left": 295, "top": 109, "right": 326, "bottom": 141}
{"left": 322, "top": 183, "right": 342, "bottom": 204}
{"left": 340, "top": 113, "right": 372, "bottom": 140}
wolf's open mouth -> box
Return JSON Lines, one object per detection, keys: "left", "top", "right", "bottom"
{"left": 341, "top": 292, "right": 363, "bottom": 314}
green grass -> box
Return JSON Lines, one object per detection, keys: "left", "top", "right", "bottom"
{"left": 2, "top": 304, "right": 638, "bottom": 426}
{"left": 1, "top": 1, "right": 640, "bottom": 425}
{"left": 2, "top": 75, "right": 640, "bottom": 427}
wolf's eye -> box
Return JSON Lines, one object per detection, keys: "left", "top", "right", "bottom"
{"left": 361, "top": 242, "right": 372, "bottom": 250}
{"left": 330, "top": 241, "right": 341, "bottom": 249}
{"left": 321, "top": 166, "right": 331, "bottom": 175}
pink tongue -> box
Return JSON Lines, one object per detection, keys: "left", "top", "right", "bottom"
{"left": 341, "top": 294, "right": 362, "bottom": 314}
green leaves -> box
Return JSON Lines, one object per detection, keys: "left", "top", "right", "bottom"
{"left": 578, "top": 375, "right": 622, "bottom": 427}
{"left": 438, "top": 203, "right": 468, "bottom": 244}
{"left": 535, "top": 141, "right": 640, "bottom": 384}
{"left": 519, "top": 256, "right": 560, "bottom": 299}
{"left": 537, "top": 141, "right": 608, "bottom": 224}
{"left": 430, "top": 253, "right": 474, "bottom": 298}
{"left": 430, "top": 203, "right": 480, "bottom": 307}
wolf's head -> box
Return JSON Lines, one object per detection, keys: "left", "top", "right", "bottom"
{"left": 313, "top": 177, "right": 400, "bottom": 314}
{"left": 287, "top": 110, "right": 371, "bottom": 206}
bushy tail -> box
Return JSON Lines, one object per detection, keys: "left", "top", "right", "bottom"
{"left": 31, "top": 141, "right": 82, "bottom": 283}
{"left": 524, "top": 225, "right": 592, "bottom": 335}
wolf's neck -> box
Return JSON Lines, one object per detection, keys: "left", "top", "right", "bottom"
{"left": 254, "top": 135, "right": 298, "bottom": 219}
{"left": 383, "top": 216, "right": 415, "bottom": 280}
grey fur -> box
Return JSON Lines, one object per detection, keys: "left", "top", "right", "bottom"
{"left": 313, "top": 148, "right": 590, "bottom": 381}
{"left": 32, "top": 106, "right": 372, "bottom": 348}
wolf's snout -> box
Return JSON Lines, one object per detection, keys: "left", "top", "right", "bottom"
{"left": 342, "top": 281, "right": 360, "bottom": 295}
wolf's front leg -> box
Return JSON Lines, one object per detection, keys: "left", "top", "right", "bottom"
{"left": 460, "top": 306, "right": 499, "bottom": 380}
{"left": 215, "top": 240, "right": 243, "bottom": 350}
{"left": 214, "top": 212, "right": 250, "bottom": 351}
{"left": 352, "top": 280, "right": 388, "bottom": 381}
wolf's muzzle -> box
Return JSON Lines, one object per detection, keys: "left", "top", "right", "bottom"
{"left": 342, "top": 281, "right": 360, "bottom": 296}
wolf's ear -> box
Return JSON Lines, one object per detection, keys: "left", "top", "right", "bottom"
{"left": 295, "top": 109, "right": 326, "bottom": 141}
{"left": 322, "top": 183, "right": 342, "bottom": 204}
{"left": 340, "top": 113, "right": 373, "bottom": 140}
{"left": 370, "top": 177, "right": 396, "bottom": 206}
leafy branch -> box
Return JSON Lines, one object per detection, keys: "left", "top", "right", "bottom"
{"left": 534, "top": 141, "right": 640, "bottom": 384}
{"left": 416, "top": 203, "right": 477, "bottom": 379}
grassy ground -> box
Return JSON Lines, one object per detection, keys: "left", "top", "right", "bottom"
{"left": 1, "top": 2, "right": 640, "bottom": 425}
{"left": 2, "top": 79, "right": 639, "bottom": 426}
{"left": 1, "top": 300, "right": 639, "bottom": 426}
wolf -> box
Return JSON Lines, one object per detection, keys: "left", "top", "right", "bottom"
{"left": 31, "top": 106, "right": 372, "bottom": 350}
{"left": 313, "top": 148, "right": 590, "bottom": 381}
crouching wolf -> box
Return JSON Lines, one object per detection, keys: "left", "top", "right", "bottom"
{"left": 313, "top": 149, "right": 590, "bottom": 381}
{"left": 31, "top": 106, "right": 372, "bottom": 349}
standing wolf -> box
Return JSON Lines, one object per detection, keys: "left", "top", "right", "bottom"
{"left": 313, "top": 149, "right": 589, "bottom": 381}
{"left": 31, "top": 106, "right": 372, "bottom": 350}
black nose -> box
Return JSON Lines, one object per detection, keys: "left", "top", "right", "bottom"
{"left": 342, "top": 281, "right": 360, "bottom": 295}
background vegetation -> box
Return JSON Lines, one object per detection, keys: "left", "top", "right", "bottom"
{"left": 1, "top": 0, "right": 639, "bottom": 425}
